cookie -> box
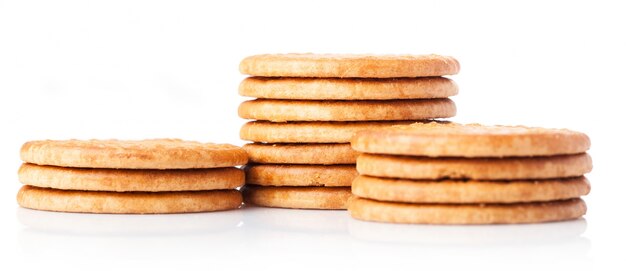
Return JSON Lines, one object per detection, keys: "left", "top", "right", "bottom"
{"left": 348, "top": 197, "right": 586, "bottom": 224}
{"left": 242, "top": 185, "right": 351, "bottom": 209}
{"left": 352, "top": 122, "right": 591, "bottom": 157}
{"left": 21, "top": 139, "right": 248, "bottom": 169}
{"left": 239, "top": 77, "right": 458, "bottom": 100}
{"left": 240, "top": 121, "right": 417, "bottom": 143}
{"left": 238, "top": 99, "right": 456, "bottom": 122}
{"left": 245, "top": 164, "right": 357, "bottom": 187}
{"left": 239, "top": 54, "right": 460, "bottom": 78}
{"left": 17, "top": 185, "right": 242, "bottom": 214}
{"left": 18, "top": 163, "right": 244, "bottom": 192}
{"left": 357, "top": 153, "right": 592, "bottom": 180}
{"left": 352, "top": 175, "right": 590, "bottom": 204}
{"left": 243, "top": 143, "right": 358, "bottom": 164}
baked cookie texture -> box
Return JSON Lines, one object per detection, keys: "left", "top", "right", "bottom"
{"left": 349, "top": 122, "right": 591, "bottom": 224}
{"left": 21, "top": 139, "right": 248, "bottom": 169}
{"left": 348, "top": 197, "right": 587, "bottom": 225}
{"left": 240, "top": 121, "right": 416, "bottom": 143}
{"left": 17, "top": 139, "right": 248, "bottom": 213}
{"left": 356, "top": 153, "right": 592, "bottom": 180}
{"left": 244, "top": 143, "right": 358, "bottom": 164}
{"left": 17, "top": 185, "right": 242, "bottom": 214}
{"left": 244, "top": 164, "right": 357, "bottom": 187}
{"left": 239, "top": 77, "right": 458, "bottom": 100}
{"left": 351, "top": 175, "right": 590, "bottom": 204}
{"left": 238, "top": 99, "right": 456, "bottom": 122}
{"left": 240, "top": 54, "right": 460, "bottom": 78}
{"left": 238, "top": 53, "right": 460, "bottom": 211}
{"left": 18, "top": 163, "right": 244, "bottom": 192}
{"left": 352, "top": 122, "right": 590, "bottom": 157}
{"left": 242, "top": 186, "right": 351, "bottom": 210}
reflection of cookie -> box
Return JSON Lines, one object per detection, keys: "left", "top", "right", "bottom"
{"left": 357, "top": 153, "right": 592, "bottom": 180}
{"left": 21, "top": 139, "right": 248, "bottom": 169}
{"left": 17, "top": 185, "right": 242, "bottom": 214}
{"left": 352, "top": 175, "right": 590, "bottom": 203}
{"left": 239, "top": 99, "right": 455, "bottom": 122}
{"left": 243, "top": 185, "right": 351, "bottom": 209}
{"left": 240, "top": 54, "right": 460, "bottom": 78}
{"left": 243, "top": 143, "right": 358, "bottom": 164}
{"left": 352, "top": 122, "right": 591, "bottom": 157}
{"left": 239, "top": 77, "right": 458, "bottom": 100}
{"left": 241, "top": 121, "right": 416, "bottom": 143}
{"left": 245, "top": 164, "right": 357, "bottom": 187}
{"left": 348, "top": 197, "right": 586, "bottom": 224}
{"left": 18, "top": 163, "right": 244, "bottom": 192}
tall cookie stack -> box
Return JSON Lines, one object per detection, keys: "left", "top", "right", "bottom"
{"left": 238, "top": 54, "right": 460, "bottom": 209}
{"left": 349, "top": 122, "right": 592, "bottom": 224}
{"left": 17, "top": 139, "right": 248, "bottom": 214}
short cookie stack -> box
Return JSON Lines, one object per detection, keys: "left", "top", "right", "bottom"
{"left": 17, "top": 139, "right": 248, "bottom": 214}
{"left": 350, "top": 122, "right": 592, "bottom": 224}
{"left": 237, "top": 54, "right": 460, "bottom": 209}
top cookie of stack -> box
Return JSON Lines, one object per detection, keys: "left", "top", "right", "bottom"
{"left": 238, "top": 53, "right": 460, "bottom": 210}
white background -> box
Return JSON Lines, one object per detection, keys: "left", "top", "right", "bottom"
{"left": 0, "top": 0, "right": 624, "bottom": 270}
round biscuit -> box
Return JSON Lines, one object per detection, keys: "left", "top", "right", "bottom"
{"left": 242, "top": 185, "right": 351, "bottom": 210}
{"left": 348, "top": 197, "right": 586, "bottom": 224}
{"left": 243, "top": 143, "right": 358, "bottom": 164}
{"left": 357, "top": 153, "right": 592, "bottom": 180}
{"left": 17, "top": 185, "right": 242, "bottom": 214}
{"left": 352, "top": 122, "right": 590, "bottom": 157}
{"left": 245, "top": 164, "right": 357, "bottom": 187}
{"left": 238, "top": 99, "right": 456, "bottom": 122}
{"left": 239, "top": 53, "right": 460, "bottom": 78}
{"left": 21, "top": 139, "right": 248, "bottom": 169}
{"left": 18, "top": 163, "right": 244, "bottom": 192}
{"left": 352, "top": 175, "right": 590, "bottom": 204}
{"left": 239, "top": 77, "right": 458, "bottom": 100}
{"left": 240, "top": 121, "right": 417, "bottom": 143}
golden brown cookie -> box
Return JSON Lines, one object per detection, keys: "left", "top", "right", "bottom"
{"left": 242, "top": 185, "right": 351, "bottom": 209}
{"left": 243, "top": 143, "right": 358, "bottom": 164}
{"left": 21, "top": 139, "right": 248, "bottom": 169}
{"left": 17, "top": 185, "right": 242, "bottom": 214}
{"left": 352, "top": 122, "right": 591, "bottom": 157}
{"left": 239, "top": 54, "right": 460, "bottom": 78}
{"left": 348, "top": 197, "right": 586, "bottom": 224}
{"left": 239, "top": 77, "right": 458, "bottom": 100}
{"left": 244, "top": 164, "right": 357, "bottom": 187}
{"left": 352, "top": 175, "right": 590, "bottom": 204}
{"left": 240, "top": 121, "right": 416, "bottom": 143}
{"left": 239, "top": 99, "right": 456, "bottom": 122}
{"left": 357, "top": 153, "right": 592, "bottom": 180}
{"left": 18, "top": 163, "right": 244, "bottom": 192}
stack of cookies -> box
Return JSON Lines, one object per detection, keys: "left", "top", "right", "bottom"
{"left": 349, "top": 122, "right": 592, "bottom": 224}
{"left": 237, "top": 53, "right": 460, "bottom": 210}
{"left": 17, "top": 139, "right": 248, "bottom": 214}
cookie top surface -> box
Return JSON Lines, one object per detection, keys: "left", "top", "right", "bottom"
{"left": 239, "top": 77, "right": 458, "bottom": 100}
{"left": 21, "top": 139, "right": 248, "bottom": 169}
{"left": 352, "top": 122, "right": 590, "bottom": 157}
{"left": 240, "top": 53, "right": 460, "bottom": 78}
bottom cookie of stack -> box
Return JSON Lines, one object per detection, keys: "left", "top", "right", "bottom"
{"left": 18, "top": 185, "right": 242, "bottom": 214}
{"left": 349, "top": 196, "right": 586, "bottom": 225}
